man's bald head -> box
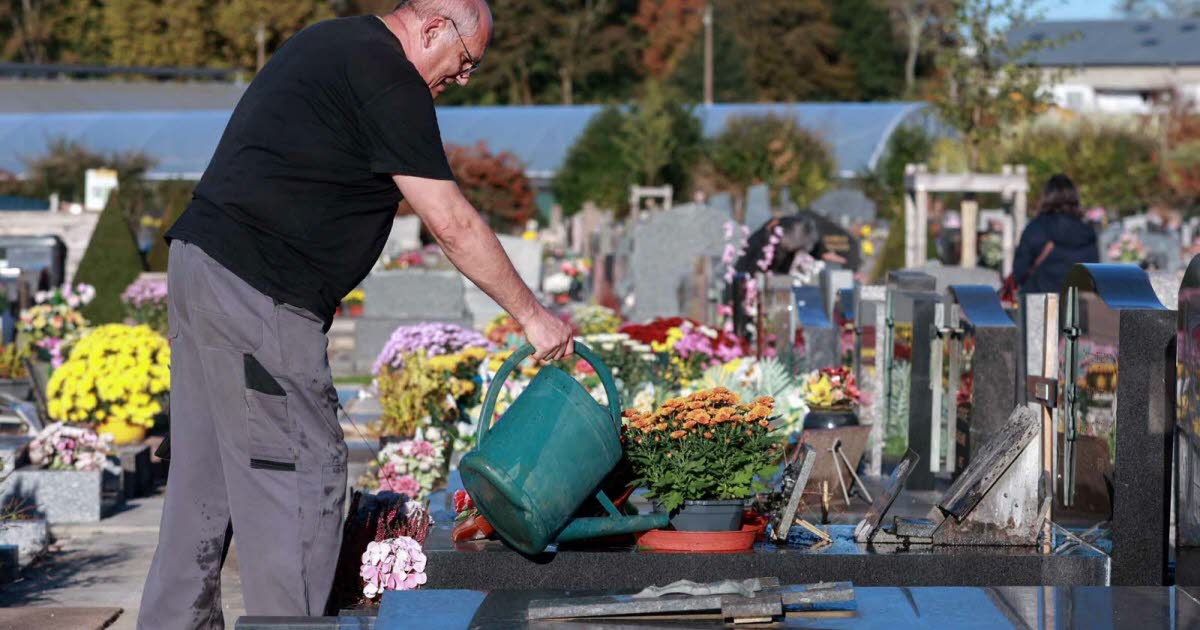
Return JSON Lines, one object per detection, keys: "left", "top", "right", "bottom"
{"left": 385, "top": 0, "right": 492, "bottom": 98}
{"left": 393, "top": 0, "right": 492, "bottom": 39}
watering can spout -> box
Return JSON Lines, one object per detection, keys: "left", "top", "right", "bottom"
{"left": 459, "top": 342, "right": 665, "bottom": 555}
{"left": 556, "top": 514, "right": 670, "bottom": 543}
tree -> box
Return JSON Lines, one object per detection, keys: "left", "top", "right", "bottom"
{"left": 931, "top": 0, "right": 1060, "bottom": 170}
{"left": 541, "top": 0, "right": 636, "bottom": 105}
{"left": 886, "top": 0, "right": 954, "bottom": 98}
{"left": 828, "top": 0, "right": 905, "bottom": 101}
{"left": 1117, "top": 0, "right": 1200, "bottom": 17}
{"left": 442, "top": 143, "right": 536, "bottom": 232}
{"left": 102, "top": 0, "right": 213, "bottom": 68}
{"left": 1004, "top": 119, "right": 1161, "bottom": 216}
{"left": 728, "top": 0, "right": 857, "bottom": 101}
{"left": 215, "top": 0, "right": 334, "bottom": 72}
{"left": 22, "top": 139, "right": 154, "bottom": 206}
{"left": 75, "top": 188, "right": 149, "bottom": 324}
{"left": 634, "top": 0, "right": 705, "bottom": 80}
{"left": 617, "top": 81, "right": 678, "bottom": 186}
{"left": 667, "top": 0, "right": 753, "bottom": 103}
{"left": 706, "top": 114, "right": 835, "bottom": 209}
{"left": 551, "top": 107, "right": 631, "bottom": 214}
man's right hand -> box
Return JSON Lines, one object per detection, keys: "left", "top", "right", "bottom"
{"left": 522, "top": 308, "right": 575, "bottom": 363}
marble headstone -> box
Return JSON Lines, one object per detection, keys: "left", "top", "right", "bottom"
{"left": 744, "top": 184, "right": 772, "bottom": 232}
{"left": 629, "top": 203, "right": 729, "bottom": 322}
{"left": 912, "top": 263, "right": 1001, "bottom": 294}
{"left": 708, "top": 193, "right": 735, "bottom": 222}
{"left": 380, "top": 216, "right": 422, "bottom": 263}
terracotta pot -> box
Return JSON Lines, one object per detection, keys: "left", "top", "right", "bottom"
{"left": 636, "top": 523, "right": 758, "bottom": 553}
{"left": 348, "top": 304, "right": 364, "bottom": 317}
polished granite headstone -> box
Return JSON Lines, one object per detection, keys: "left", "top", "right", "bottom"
{"left": 1059, "top": 264, "right": 1174, "bottom": 586}
{"left": 946, "top": 285, "right": 1018, "bottom": 468}
{"left": 419, "top": 524, "right": 1106, "bottom": 592}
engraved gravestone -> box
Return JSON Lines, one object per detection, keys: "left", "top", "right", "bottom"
{"left": 944, "top": 285, "right": 1018, "bottom": 472}
{"left": 629, "top": 203, "right": 729, "bottom": 322}
{"left": 744, "top": 184, "right": 772, "bottom": 232}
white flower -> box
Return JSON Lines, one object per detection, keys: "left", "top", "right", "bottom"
{"left": 363, "top": 582, "right": 380, "bottom": 599}
{"left": 543, "top": 273, "right": 573, "bottom": 294}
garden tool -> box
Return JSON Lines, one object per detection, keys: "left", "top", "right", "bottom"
{"left": 459, "top": 342, "right": 668, "bottom": 555}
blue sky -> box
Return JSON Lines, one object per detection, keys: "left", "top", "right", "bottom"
{"left": 1036, "top": 0, "right": 1118, "bottom": 20}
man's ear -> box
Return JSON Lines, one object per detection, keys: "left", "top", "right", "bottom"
{"left": 421, "top": 17, "right": 442, "bottom": 49}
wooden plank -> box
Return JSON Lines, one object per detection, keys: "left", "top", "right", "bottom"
{"left": 938, "top": 405, "right": 1040, "bottom": 519}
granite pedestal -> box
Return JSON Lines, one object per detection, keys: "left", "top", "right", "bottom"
{"left": 233, "top": 586, "right": 1185, "bottom": 630}
{"left": 0, "top": 466, "right": 123, "bottom": 523}
{"left": 117, "top": 443, "right": 152, "bottom": 498}
{"left": 0, "top": 518, "right": 47, "bottom": 567}
{"left": 419, "top": 524, "right": 1107, "bottom": 592}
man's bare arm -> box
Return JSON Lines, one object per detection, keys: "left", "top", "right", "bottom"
{"left": 393, "top": 175, "right": 574, "bottom": 361}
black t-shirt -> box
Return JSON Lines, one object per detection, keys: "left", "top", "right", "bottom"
{"left": 167, "top": 15, "right": 455, "bottom": 329}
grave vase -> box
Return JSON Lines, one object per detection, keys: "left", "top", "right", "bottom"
{"left": 802, "top": 406, "right": 860, "bottom": 431}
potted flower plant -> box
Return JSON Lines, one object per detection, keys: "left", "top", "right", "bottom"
{"left": 120, "top": 277, "right": 169, "bottom": 335}
{"left": 46, "top": 324, "right": 171, "bottom": 444}
{"left": 342, "top": 288, "right": 366, "bottom": 317}
{"left": 801, "top": 367, "right": 863, "bottom": 430}
{"left": 623, "top": 387, "right": 781, "bottom": 531}
{"left": 0, "top": 343, "right": 31, "bottom": 401}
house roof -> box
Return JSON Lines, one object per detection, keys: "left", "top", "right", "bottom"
{"left": 1010, "top": 19, "right": 1200, "bottom": 67}
{"left": 0, "top": 80, "right": 940, "bottom": 180}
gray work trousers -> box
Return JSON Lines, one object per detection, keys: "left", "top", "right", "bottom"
{"left": 139, "top": 241, "right": 348, "bottom": 629}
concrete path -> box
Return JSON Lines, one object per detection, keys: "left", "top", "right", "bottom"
{"left": 0, "top": 494, "right": 245, "bottom": 629}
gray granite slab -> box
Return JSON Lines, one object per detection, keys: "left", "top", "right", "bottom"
{"left": 629, "top": 203, "right": 730, "bottom": 322}
{"left": 0, "top": 467, "right": 123, "bottom": 523}
{"left": 744, "top": 184, "right": 772, "bottom": 231}
{"left": 0, "top": 519, "right": 46, "bottom": 567}
{"left": 361, "top": 270, "right": 469, "bottom": 320}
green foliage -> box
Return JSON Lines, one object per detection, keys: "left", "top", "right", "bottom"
{"left": 21, "top": 138, "right": 153, "bottom": 205}
{"left": 828, "top": 0, "right": 904, "bottom": 100}
{"left": 75, "top": 189, "right": 148, "bottom": 325}
{"left": 728, "top": 0, "right": 857, "bottom": 101}
{"left": 145, "top": 181, "right": 194, "bottom": 272}
{"left": 666, "top": 0, "right": 754, "bottom": 102}
{"left": 552, "top": 94, "right": 702, "bottom": 215}
{"left": 624, "top": 392, "right": 782, "bottom": 511}
{"left": 706, "top": 114, "right": 835, "bottom": 208}
{"left": 931, "top": 0, "right": 1062, "bottom": 169}
{"left": 1003, "top": 119, "right": 1160, "bottom": 216}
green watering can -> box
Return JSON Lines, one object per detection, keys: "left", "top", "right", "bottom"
{"left": 459, "top": 342, "right": 669, "bottom": 555}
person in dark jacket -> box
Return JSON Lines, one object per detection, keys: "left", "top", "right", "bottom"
{"left": 1012, "top": 174, "right": 1100, "bottom": 294}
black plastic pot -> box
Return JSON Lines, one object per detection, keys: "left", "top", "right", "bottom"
{"left": 659, "top": 499, "right": 745, "bottom": 532}
{"left": 802, "top": 408, "right": 860, "bottom": 431}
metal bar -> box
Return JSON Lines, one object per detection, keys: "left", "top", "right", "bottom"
{"left": 836, "top": 441, "right": 873, "bottom": 503}
{"left": 1062, "top": 287, "right": 1080, "bottom": 506}
{"left": 929, "top": 303, "right": 945, "bottom": 473}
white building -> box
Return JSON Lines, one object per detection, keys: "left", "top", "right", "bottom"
{"left": 1011, "top": 19, "right": 1200, "bottom": 114}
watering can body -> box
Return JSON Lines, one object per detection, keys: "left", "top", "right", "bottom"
{"left": 459, "top": 343, "right": 668, "bottom": 555}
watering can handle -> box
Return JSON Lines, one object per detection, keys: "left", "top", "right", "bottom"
{"left": 475, "top": 341, "right": 622, "bottom": 444}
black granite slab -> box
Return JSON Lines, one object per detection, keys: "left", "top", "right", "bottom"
{"left": 421, "top": 524, "right": 1107, "bottom": 591}
{"left": 368, "top": 586, "right": 1175, "bottom": 629}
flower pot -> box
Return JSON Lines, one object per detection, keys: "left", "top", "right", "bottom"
{"left": 803, "top": 408, "right": 860, "bottom": 431}
{"left": 636, "top": 523, "right": 758, "bottom": 552}
{"left": 659, "top": 499, "right": 745, "bottom": 532}
{"left": 97, "top": 420, "right": 147, "bottom": 445}
{"left": 348, "top": 304, "right": 364, "bottom": 318}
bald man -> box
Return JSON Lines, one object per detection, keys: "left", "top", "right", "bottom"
{"left": 138, "top": 2, "right": 573, "bottom": 627}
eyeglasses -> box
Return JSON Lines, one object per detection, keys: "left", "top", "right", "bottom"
{"left": 448, "top": 19, "right": 481, "bottom": 77}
